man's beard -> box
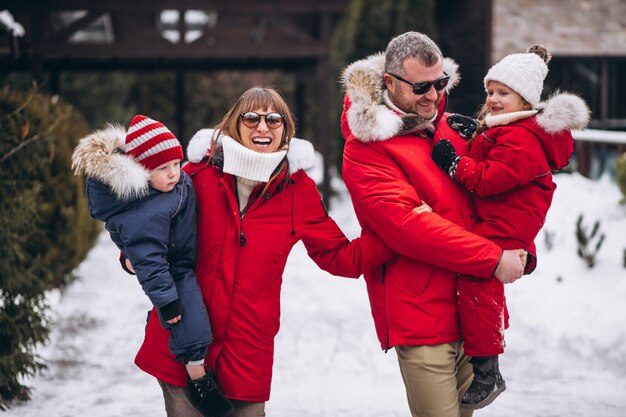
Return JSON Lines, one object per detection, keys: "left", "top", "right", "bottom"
{"left": 389, "top": 88, "right": 440, "bottom": 123}
{"left": 387, "top": 88, "right": 440, "bottom": 134}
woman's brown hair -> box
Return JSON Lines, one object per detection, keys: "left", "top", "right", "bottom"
{"left": 208, "top": 86, "right": 297, "bottom": 188}
{"left": 211, "top": 86, "right": 296, "bottom": 154}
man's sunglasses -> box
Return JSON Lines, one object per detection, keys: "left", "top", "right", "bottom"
{"left": 239, "top": 112, "right": 285, "bottom": 129}
{"left": 388, "top": 72, "right": 450, "bottom": 95}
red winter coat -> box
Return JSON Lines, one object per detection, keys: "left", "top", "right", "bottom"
{"left": 340, "top": 53, "right": 503, "bottom": 351}
{"left": 455, "top": 112, "right": 576, "bottom": 253}
{"left": 134, "top": 133, "right": 393, "bottom": 402}
{"left": 439, "top": 93, "right": 588, "bottom": 356}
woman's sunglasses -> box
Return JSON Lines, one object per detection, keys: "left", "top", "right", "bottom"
{"left": 388, "top": 72, "right": 450, "bottom": 95}
{"left": 239, "top": 112, "right": 285, "bottom": 129}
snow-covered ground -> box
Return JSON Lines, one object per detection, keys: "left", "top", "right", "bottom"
{"left": 10, "top": 173, "right": 626, "bottom": 417}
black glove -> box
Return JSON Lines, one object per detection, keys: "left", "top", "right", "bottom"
{"left": 447, "top": 113, "right": 478, "bottom": 139}
{"left": 432, "top": 139, "right": 460, "bottom": 175}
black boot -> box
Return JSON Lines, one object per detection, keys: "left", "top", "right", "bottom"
{"left": 187, "top": 369, "right": 234, "bottom": 417}
{"left": 460, "top": 355, "right": 506, "bottom": 410}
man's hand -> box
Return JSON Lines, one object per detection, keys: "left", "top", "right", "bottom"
{"left": 494, "top": 249, "right": 526, "bottom": 284}
{"left": 432, "top": 140, "right": 460, "bottom": 174}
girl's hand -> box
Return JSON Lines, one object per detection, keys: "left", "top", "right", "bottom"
{"left": 413, "top": 202, "right": 433, "bottom": 214}
{"left": 166, "top": 315, "right": 182, "bottom": 324}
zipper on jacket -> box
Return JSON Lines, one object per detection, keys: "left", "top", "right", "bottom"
{"left": 289, "top": 179, "right": 296, "bottom": 236}
{"left": 237, "top": 182, "right": 265, "bottom": 247}
{"left": 381, "top": 263, "right": 391, "bottom": 352}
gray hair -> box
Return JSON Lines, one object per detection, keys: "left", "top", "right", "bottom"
{"left": 384, "top": 32, "right": 442, "bottom": 75}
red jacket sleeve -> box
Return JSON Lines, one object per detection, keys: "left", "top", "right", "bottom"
{"left": 455, "top": 128, "right": 549, "bottom": 197}
{"left": 293, "top": 175, "right": 395, "bottom": 278}
{"left": 342, "top": 138, "right": 501, "bottom": 280}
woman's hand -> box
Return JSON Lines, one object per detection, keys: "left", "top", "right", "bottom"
{"left": 124, "top": 258, "right": 135, "bottom": 273}
{"left": 413, "top": 202, "right": 433, "bottom": 214}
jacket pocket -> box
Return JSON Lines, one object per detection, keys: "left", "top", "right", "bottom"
{"left": 392, "top": 259, "right": 434, "bottom": 297}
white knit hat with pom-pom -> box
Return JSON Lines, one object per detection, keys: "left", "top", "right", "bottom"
{"left": 484, "top": 44, "right": 551, "bottom": 108}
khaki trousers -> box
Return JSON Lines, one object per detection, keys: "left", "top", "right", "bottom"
{"left": 158, "top": 380, "right": 266, "bottom": 417}
{"left": 395, "top": 341, "right": 474, "bottom": 417}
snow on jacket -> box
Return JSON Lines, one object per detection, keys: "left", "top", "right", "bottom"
{"left": 134, "top": 130, "right": 395, "bottom": 402}
{"left": 340, "top": 52, "right": 504, "bottom": 351}
{"left": 451, "top": 93, "right": 589, "bottom": 255}
{"left": 71, "top": 125, "right": 212, "bottom": 360}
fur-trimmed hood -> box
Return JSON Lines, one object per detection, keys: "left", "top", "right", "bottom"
{"left": 341, "top": 52, "right": 460, "bottom": 142}
{"left": 486, "top": 91, "right": 590, "bottom": 133}
{"left": 535, "top": 92, "right": 591, "bottom": 133}
{"left": 186, "top": 128, "right": 315, "bottom": 175}
{"left": 71, "top": 124, "right": 151, "bottom": 200}
{"left": 487, "top": 92, "right": 590, "bottom": 171}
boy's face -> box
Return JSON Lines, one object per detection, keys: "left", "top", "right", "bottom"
{"left": 149, "top": 160, "right": 181, "bottom": 192}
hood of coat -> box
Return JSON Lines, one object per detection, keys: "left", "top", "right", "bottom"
{"left": 486, "top": 92, "right": 590, "bottom": 133}
{"left": 488, "top": 92, "right": 590, "bottom": 170}
{"left": 186, "top": 128, "right": 315, "bottom": 175}
{"left": 340, "top": 52, "right": 460, "bottom": 143}
{"left": 71, "top": 124, "right": 151, "bottom": 200}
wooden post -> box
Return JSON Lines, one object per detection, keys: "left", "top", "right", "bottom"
{"left": 295, "top": 70, "right": 306, "bottom": 137}
{"left": 49, "top": 69, "right": 60, "bottom": 95}
{"left": 575, "top": 141, "right": 593, "bottom": 178}
{"left": 175, "top": 69, "right": 186, "bottom": 148}
{"left": 317, "top": 13, "right": 332, "bottom": 209}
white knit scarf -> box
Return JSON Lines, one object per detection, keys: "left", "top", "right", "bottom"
{"left": 221, "top": 135, "right": 287, "bottom": 182}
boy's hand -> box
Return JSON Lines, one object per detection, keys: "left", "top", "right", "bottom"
{"left": 413, "top": 202, "right": 433, "bottom": 214}
{"left": 166, "top": 315, "right": 182, "bottom": 324}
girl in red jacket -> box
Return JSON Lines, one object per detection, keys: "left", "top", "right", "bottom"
{"left": 133, "top": 86, "right": 396, "bottom": 417}
{"left": 432, "top": 45, "right": 590, "bottom": 410}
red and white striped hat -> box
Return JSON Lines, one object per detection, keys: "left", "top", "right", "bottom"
{"left": 124, "top": 115, "right": 183, "bottom": 170}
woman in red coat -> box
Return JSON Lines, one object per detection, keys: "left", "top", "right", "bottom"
{"left": 134, "top": 86, "right": 394, "bottom": 417}
{"left": 432, "top": 45, "right": 590, "bottom": 409}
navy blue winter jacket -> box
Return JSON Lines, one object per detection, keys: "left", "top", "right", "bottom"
{"left": 87, "top": 172, "right": 198, "bottom": 322}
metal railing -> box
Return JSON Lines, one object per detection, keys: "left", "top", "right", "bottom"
{"left": 572, "top": 129, "right": 626, "bottom": 179}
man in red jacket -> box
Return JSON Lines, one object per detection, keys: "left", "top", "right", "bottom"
{"left": 340, "top": 31, "right": 526, "bottom": 417}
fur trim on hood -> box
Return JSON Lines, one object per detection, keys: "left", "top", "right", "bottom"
{"left": 341, "top": 52, "right": 460, "bottom": 142}
{"left": 535, "top": 91, "right": 591, "bottom": 133}
{"left": 186, "top": 128, "right": 315, "bottom": 175}
{"left": 485, "top": 92, "right": 591, "bottom": 133}
{"left": 71, "top": 124, "right": 151, "bottom": 200}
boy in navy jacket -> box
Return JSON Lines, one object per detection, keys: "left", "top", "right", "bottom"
{"left": 72, "top": 115, "right": 233, "bottom": 417}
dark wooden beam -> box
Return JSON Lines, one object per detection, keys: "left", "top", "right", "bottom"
{"left": 2, "top": 57, "right": 316, "bottom": 72}
{"left": 317, "top": 12, "right": 332, "bottom": 207}
{"left": 6, "top": 0, "right": 348, "bottom": 14}
{"left": 34, "top": 40, "right": 330, "bottom": 59}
